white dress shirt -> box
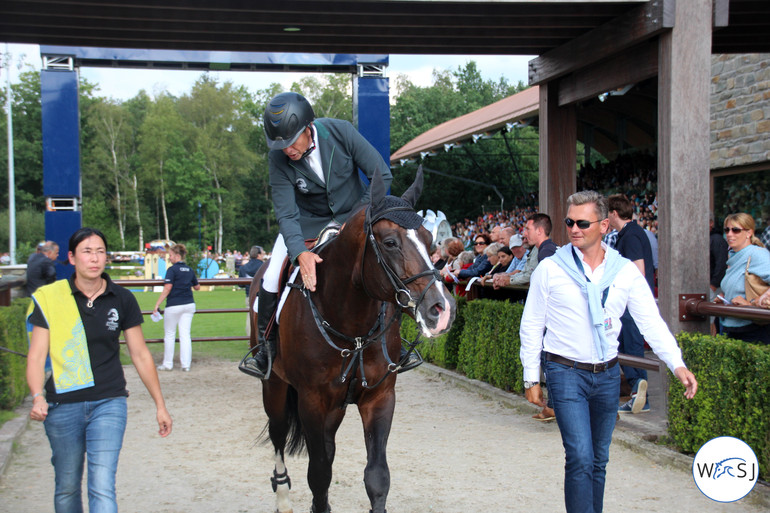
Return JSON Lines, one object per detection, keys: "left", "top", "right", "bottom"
{"left": 519, "top": 244, "right": 685, "bottom": 382}
{"left": 306, "top": 125, "right": 325, "bottom": 184}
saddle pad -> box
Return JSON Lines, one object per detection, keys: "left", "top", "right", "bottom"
{"left": 275, "top": 267, "right": 301, "bottom": 324}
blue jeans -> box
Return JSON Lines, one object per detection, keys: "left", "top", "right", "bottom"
{"left": 618, "top": 309, "right": 647, "bottom": 390}
{"left": 44, "top": 397, "right": 128, "bottom": 513}
{"left": 545, "top": 359, "right": 620, "bottom": 513}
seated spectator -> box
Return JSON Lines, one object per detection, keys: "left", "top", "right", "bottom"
{"left": 433, "top": 237, "right": 464, "bottom": 271}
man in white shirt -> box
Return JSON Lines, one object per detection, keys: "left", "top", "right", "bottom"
{"left": 519, "top": 190, "right": 698, "bottom": 513}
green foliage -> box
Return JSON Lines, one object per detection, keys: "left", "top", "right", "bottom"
{"left": 0, "top": 299, "right": 32, "bottom": 410}
{"left": 390, "top": 62, "right": 536, "bottom": 219}
{"left": 457, "top": 299, "right": 524, "bottom": 391}
{"left": 0, "top": 207, "right": 45, "bottom": 259}
{"left": 669, "top": 332, "right": 770, "bottom": 480}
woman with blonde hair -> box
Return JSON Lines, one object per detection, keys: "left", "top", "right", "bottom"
{"left": 718, "top": 213, "right": 770, "bottom": 344}
{"left": 154, "top": 244, "right": 201, "bottom": 370}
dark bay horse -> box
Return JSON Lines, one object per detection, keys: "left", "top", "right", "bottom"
{"left": 247, "top": 168, "right": 455, "bottom": 513}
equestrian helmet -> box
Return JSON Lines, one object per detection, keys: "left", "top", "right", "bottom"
{"left": 263, "top": 92, "right": 315, "bottom": 150}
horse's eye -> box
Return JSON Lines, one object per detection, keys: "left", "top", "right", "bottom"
{"left": 383, "top": 238, "right": 399, "bottom": 248}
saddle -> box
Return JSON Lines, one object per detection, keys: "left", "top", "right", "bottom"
{"left": 264, "top": 224, "right": 341, "bottom": 339}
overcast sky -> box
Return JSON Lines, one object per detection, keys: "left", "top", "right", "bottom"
{"left": 2, "top": 43, "right": 533, "bottom": 102}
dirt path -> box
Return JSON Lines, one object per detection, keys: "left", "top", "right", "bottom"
{"left": 0, "top": 358, "right": 766, "bottom": 512}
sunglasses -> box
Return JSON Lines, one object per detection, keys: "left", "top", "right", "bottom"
{"left": 564, "top": 218, "right": 600, "bottom": 229}
{"left": 724, "top": 227, "right": 746, "bottom": 234}
{"left": 474, "top": 241, "right": 486, "bottom": 246}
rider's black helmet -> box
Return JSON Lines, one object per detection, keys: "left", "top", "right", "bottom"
{"left": 263, "top": 92, "right": 315, "bottom": 150}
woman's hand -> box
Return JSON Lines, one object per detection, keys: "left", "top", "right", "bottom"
{"left": 731, "top": 295, "right": 751, "bottom": 306}
{"left": 29, "top": 395, "right": 48, "bottom": 422}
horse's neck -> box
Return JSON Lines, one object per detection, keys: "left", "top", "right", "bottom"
{"left": 315, "top": 215, "right": 383, "bottom": 325}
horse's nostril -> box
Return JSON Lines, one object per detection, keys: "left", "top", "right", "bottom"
{"left": 430, "top": 302, "right": 444, "bottom": 318}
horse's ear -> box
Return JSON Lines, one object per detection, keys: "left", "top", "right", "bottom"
{"left": 369, "top": 167, "right": 387, "bottom": 206}
{"left": 400, "top": 165, "right": 424, "bottom": 208}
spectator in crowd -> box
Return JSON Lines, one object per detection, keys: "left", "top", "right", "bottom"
{"left": 26, "top": 227, "right": 172, "bottom": 513}
{"left": 760, "top": 207, "right": 770, "bottom": 251}
{"left": 433, "top": 237, "right": 464, "bottom": 271}
{"left": 527, "top": 213, "right": 557, "bottom": 262}
{"left": 500, "top": 226, "right": 516, "bottom": 247}
{"left": 520, "top": 190, "right": 697, "bottom": 513}
{"left": 239, "top": 245, "right": 266, "bottom": 337}
{"left": 450, "top": 233, "right": 493, "bottom": 281}
{"left": 26, "top": 241, "right": 59, "bottom": 295}
{"left": 445, "top": 251, "right": 476, "bottom": 296}
{"left": 709, "top": 213, "right": 729, "bottom": 334}
{"left": 608, "top": 194, "right": 655, "bottom": 414}
{"left": 603, "top": 228, "right": 618, "bottom": 249}
{"left": 154, "top": 244, "right": 201, "bottom": 372}
{"left": 480, "top": 243, "right": 507, "bottom": 285}
{"left": 717, "top": 213, "right": 770, "bottom": 344}
{"left": 506, "top": 234, "right": 529, "bottom": 273}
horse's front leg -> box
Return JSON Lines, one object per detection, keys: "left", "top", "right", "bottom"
{"left": 298, "top": 393, "right": 346, "bottom": 513}
{"left": 358, "top": 386, "right": 396, "bottom": 513}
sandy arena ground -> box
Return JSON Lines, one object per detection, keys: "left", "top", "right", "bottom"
{"left": 0, "top": 357, "right": 766, "bottom": 512}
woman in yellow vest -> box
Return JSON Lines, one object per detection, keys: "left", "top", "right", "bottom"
{"left": 27, "top": 227, "right": 172, "bottom": 512}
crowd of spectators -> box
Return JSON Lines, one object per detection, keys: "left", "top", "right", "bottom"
{"left": 447, "top": 152, "right": 663, "bottom": 250}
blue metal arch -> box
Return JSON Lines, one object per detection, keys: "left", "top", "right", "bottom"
{"left": 40, "top": 47, "right": 390, "bottom": 277}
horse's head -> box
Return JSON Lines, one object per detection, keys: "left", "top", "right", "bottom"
{"left": 362, "top": 166, "right": 456, "bottom": 337}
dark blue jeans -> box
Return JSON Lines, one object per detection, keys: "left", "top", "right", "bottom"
{"left": 545, "top": 359, "right": 620, "bottom": 513}
{"left": 44, "top": 397, "right": 127, "bottom": 513}
{"left": 618, "top": 309, "right": 647, "bottom": 390}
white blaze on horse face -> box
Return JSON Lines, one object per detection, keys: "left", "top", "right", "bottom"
{"left": 405, "top": 229, "right": 453, "bottom": 337}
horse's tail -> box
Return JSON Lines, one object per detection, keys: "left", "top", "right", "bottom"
{"left": 283, "top": 385, "right": 306, "bottom": 456}
{"left": 257, "top": 384, "right": 307, "bottom": 456}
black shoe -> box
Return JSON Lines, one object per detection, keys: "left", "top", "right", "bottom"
{"left": 397, "top": 347, "right": 423, "bottom": 373}
{"left": 238, "top": 346, "right": 269, "bottom": 378}
{"left": 237, "top": 287, "right": 279, "bottom": 379}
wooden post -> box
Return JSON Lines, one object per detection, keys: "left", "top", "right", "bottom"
{"left": 657, "top": 0, "right": 712, "bottom": 334}
{"left": 538, "top": 81, "right": 576, "bottom": 246}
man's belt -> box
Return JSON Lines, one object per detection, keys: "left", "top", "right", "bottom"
{"left": 545, "top": 352, "right": 618, "bottom": 373}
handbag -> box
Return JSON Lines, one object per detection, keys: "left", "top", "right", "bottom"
{"left": 744, "top": 256, "right": 770, "bottom": 309}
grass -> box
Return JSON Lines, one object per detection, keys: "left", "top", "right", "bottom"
{"left": 121, "top": 287, "right": 251, "bottom": 364}
{"left": 0, "top": 409, "right": 18, "bottom": 430}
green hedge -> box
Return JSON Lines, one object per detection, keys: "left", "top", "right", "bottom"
{"left": 0, "top": 298, "right": 32, "bottom": 410}
{"left": 669, "top": 332, "right": 770, "bottom": 481}
{"left": 404, "top": 298, "right": 770, "bottom": 480}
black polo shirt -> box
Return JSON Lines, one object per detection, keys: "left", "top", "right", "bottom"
{"left": 615, "top": 220, "right": 655, "bottom": 293}
{"left": 29, "top": 273, "right": 144, "bottom": 403}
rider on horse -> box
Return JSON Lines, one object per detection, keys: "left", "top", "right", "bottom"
{"left": 241, "top": 91, "right": 421, "bottom": 379}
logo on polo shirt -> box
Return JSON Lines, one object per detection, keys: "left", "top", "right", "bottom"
{"left": 693, "top": 436, "right": 758, "bottom": 502}
{"left": 106, "top": 308, "right": 120, "bottom": 331}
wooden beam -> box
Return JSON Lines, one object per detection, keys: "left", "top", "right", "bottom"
{"left": 538, "top": 82, "right": 576, "bottom": 247}
{"left": 528, "top": 0, "right": 674, "bottom": 86}
{"left": 557, "top": 39, "right": 658, "bottom": 106}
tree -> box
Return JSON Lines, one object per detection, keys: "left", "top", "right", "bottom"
{"left": 177, "top": 76, "right": 257, "bottom": 254}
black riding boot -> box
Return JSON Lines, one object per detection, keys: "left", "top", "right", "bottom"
{"left": 238, "top": 289, "right": 278, "bottom": 379}
{"left": 398, "top": 346, "right": 423, "bottom": 373}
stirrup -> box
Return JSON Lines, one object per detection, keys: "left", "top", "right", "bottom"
{"left": 238, "top": 348, "right": 268, "bottom": 379}
{"left": 397, "top": 349, "right": 423, "bottom": 374}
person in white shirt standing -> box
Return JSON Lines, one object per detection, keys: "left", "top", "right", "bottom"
{"left": 519, "top": 190, "right": 698, "bottom": 513}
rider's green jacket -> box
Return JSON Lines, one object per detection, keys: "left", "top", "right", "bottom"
{"left": 267, "top": 118, "right": 393, "bottom": 263}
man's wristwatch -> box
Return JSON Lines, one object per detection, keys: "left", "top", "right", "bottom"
{"left": 524, "top": 381, "right": 539, "bottom": 389}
